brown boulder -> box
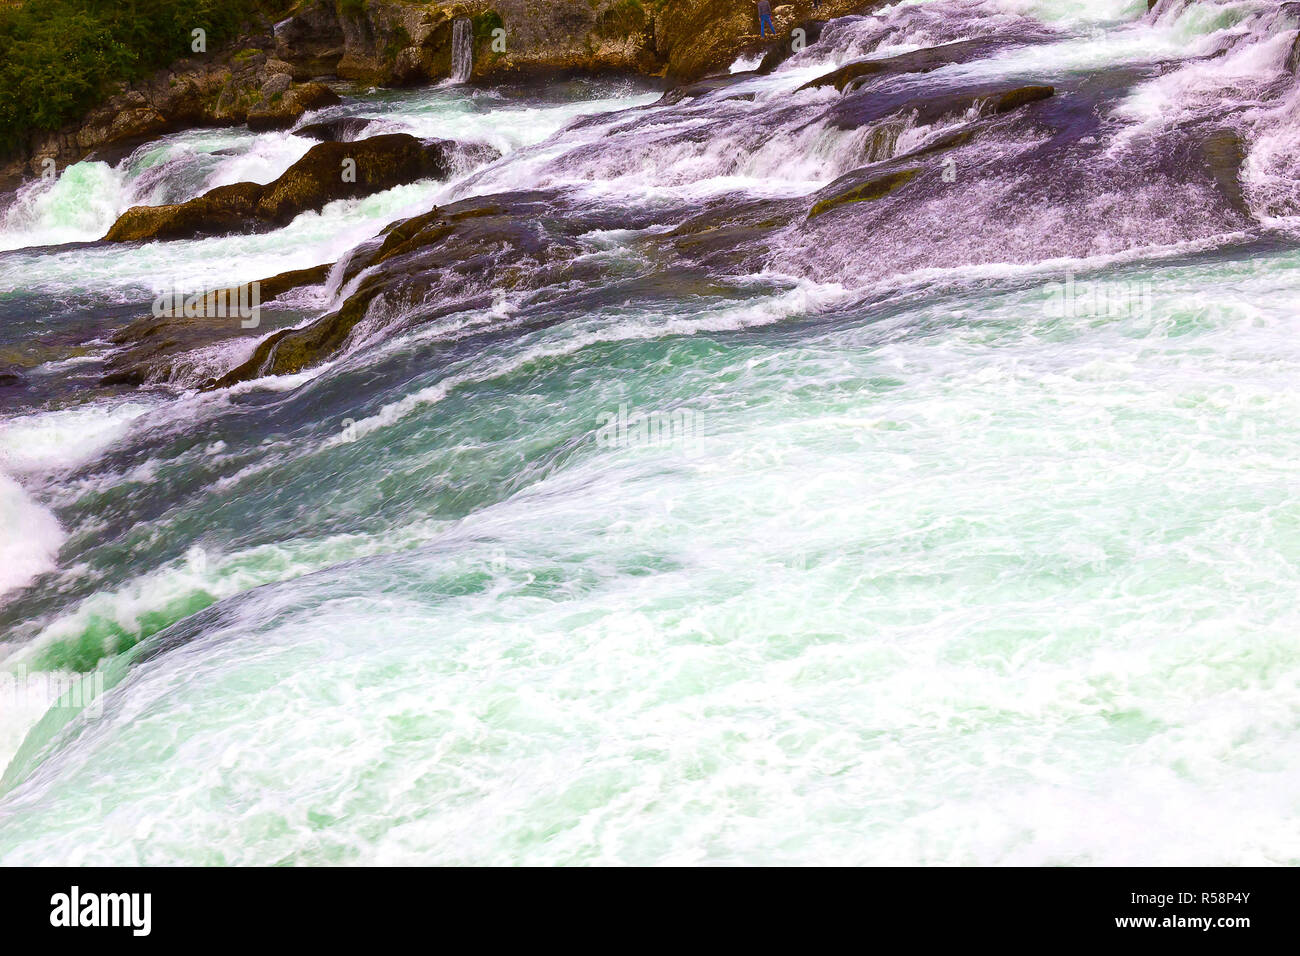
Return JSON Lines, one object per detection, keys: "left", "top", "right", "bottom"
{"left": 105, "top": 182, "right": 266, "bottom": 242}
{"left": 256, "top": 134, "right": 463, "bottom": 224}
{"left": 103, "top": 134, "right": 500, "bottom": 241}
{"left": 100, "top": 263, "right": 335, "bottom": 387}
{"left": 246, "top": 82, "right": 343, "bottom": 131}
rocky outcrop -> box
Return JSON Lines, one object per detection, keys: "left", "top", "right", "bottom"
{"left": 827, "top": 82, "right": 1056, "bottom": 133}
{"left": 797, "top": 38, "right": 1027, "bottom": 93}
{"left": 274, "top": 0, "right": 662, "bottom": 85}
{"left": 269, "top": 0, "right": 648, "bottom": 84}
{"left": 653, "top": 0, "right": 887, "bottom": 82}
{"left": 104, "top": 134, "right": 499, "bottom": 242}
{"left": 2, "top": 1, "right": 888, "bottom": 192}
{"left": 247, "top": 82, "right": 343, "bottom": 131}
{"left": 101, "top": 264, "right": 335, "bottom": 387}
{"left": 279, "top": 0, "right": 889, "bottom": 85}
{"left": 105, "top": 182, "right": 269, "bottom": 243}
{"left": 0, "top": 23, "right": 346, "bottom": 192}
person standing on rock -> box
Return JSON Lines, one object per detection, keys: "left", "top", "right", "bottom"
{"left": 757, "top": 0, "right": 776, "bottom": 38}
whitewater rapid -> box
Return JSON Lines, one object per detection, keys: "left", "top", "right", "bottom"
{"left": 1, "top": 0, "right": 1299, "bottom": 865}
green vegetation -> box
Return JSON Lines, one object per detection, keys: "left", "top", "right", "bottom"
{"left": 472, "top": 10, "right": 503, "bottom": 43}
{"left": 383, "top": 24, "right": 411, "bottom": 64}
{"left": 595, "top": 0, "right": 649, "bottom": 40}
{"left": 0, "top": 0, "right": 291, "bottom": 154}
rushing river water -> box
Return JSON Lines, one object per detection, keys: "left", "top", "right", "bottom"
{"left": 0, "top": 0, "right": 1298, "bottom": 865}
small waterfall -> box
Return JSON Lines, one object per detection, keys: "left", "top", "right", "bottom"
{"left": 452, "top": 18, "right": 473, "bottom": 84}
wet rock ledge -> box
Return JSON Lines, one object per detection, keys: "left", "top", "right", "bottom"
{"left": 104, "top": 134, "right": 499, "bottom": 242}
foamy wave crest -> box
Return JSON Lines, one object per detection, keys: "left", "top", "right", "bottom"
{"left": 0, "top": 475, "right": 63, "bottom": 598}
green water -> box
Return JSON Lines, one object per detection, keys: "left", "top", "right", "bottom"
{"left": 1, "top": 0, "right": 1298, "bottom": 865}
{"left": 2, "top": 249, "right": 1298, "bottom": 864}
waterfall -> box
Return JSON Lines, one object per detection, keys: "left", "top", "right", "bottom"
{"left": 452, "top": 18, "right": 473, "bottom": 84}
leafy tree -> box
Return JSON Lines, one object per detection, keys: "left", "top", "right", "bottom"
{"left": 0, "top": 0, "right": 293, "bottom": 154}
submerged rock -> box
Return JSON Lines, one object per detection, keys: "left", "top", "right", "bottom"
{"left": 203, "top": 188, "right": 710, "bottom": 387}
{"left": 657, "top": 195, "right": 800, "bottom": 272}
{"left": 808, "top": 168, "right": 922, "bottom": 219}
{"left": 293, "top": 117, "right": 380, "bottom": 142}
{"left": 799, "top": 39, "right": 1030, "bottom": 93}
{"left": 829, "top": 82, "right": 1055, "bottom": 132}
{"left": 1198, "top": 128, "right": 1249, "bottom": 217}
{"left": 101, "top": 264, "right": 334, "bottom": 387}
{"left": 658, "top": 72, "right": 760, "bottom": 106}
{"left": 104, "top": 135, "right": 500, "bottom": 242}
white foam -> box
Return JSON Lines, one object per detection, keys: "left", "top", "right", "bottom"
{"left": 0, "top": 475, "right": 63, "bottom": 598}
{"left": 0, "top": 162, "right": 128, "bottom": 251}
{"left": 0, "top": 401, "right": 154, "bottom": 476}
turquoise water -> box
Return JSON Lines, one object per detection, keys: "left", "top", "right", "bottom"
{"left": 1, "top": 0, "right": 1298, "bottom": 864}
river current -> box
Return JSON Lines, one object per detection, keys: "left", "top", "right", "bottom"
{"left": 0, "top": 0, "right": 1297, "bottom": 864}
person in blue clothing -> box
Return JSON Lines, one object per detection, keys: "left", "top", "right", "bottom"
{"left": 757, "top": 0, "right": 776, "bottom": 37}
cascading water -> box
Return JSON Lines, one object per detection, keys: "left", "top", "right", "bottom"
{"left": 1, "top": 0, "right": 1300, "bottom": 865}
{"left": 452, "top": 17, "right": 474, "bottom": 84}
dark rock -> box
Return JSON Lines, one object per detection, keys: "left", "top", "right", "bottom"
{"left": 757, "top": 20, "right": 826, "bottom": 74}
{"left": 658, "top": 72, "right": 759, "bottom": 106}
{"left": 105, "top": 182, "right": 266, "bottom": 242}
{"left": 293, "top": 117, "right": 379, "bottom": 142}
{"left": 101, "top": 264, "right": 334, "bottom": 387}
{"left": 808, "top": 167, "right": 922, "bottom": 219}
{"left": 798, "top": 38, "right": 1023, "bottom": 93}
{"left": 1195, "top": 127, "right": 1250, "bottom": 218}
{"left": 254, "top": 135, "right": 498, "bottom": 225}
{"left": 659, "top": 195, "right": 800, "bottom": 271}
{"left": 257, "top": 262, "right": 336, "bottom": 301}
{"left": 104, "top": 135, "right": 500, "bottom": 242}
{"left": 246, "top": 82, "right": 343, "bottom": 132}
{"left": 829, "top": 82, "right": 1055, "bottom": 131}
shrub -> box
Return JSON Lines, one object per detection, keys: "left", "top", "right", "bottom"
{"left": 0, "top": 0, "right": 292, "bottom": 155}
